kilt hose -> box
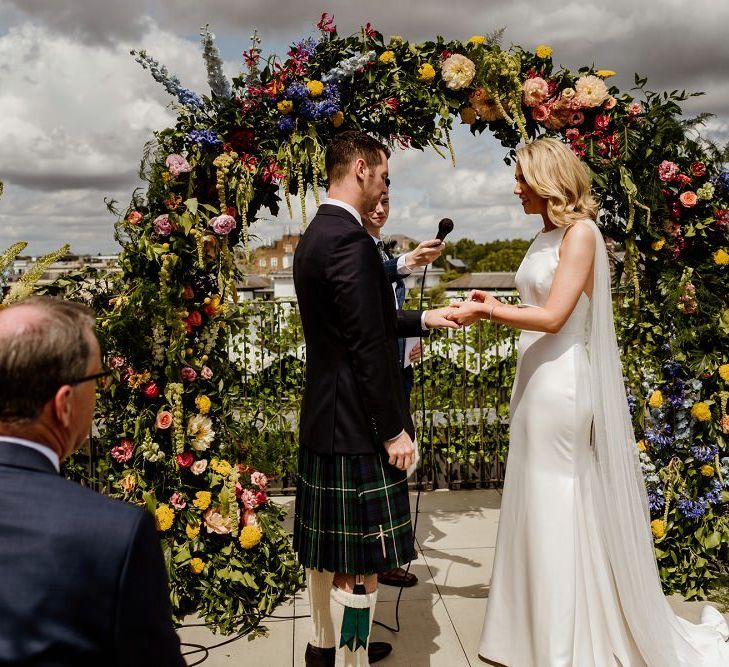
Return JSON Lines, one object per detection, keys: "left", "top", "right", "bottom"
{"left": 293, "top": 446, "right": 416, "bottom": 574}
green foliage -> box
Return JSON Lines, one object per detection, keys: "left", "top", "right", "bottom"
{"left": 434, "top": 238, "right": 531, "bottom": 272}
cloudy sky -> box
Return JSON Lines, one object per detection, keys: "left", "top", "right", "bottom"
{"left": 1, "top": 0, "right": 727, "bottom": 255}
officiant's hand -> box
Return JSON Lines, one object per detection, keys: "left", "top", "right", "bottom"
{"left": 404, "top": 239, "right": 445, "bottom": 269}
{"left": 424, "top": 307, "right": 460, "bottom": 330}
{"left": 384, "top": 431, "right": 415, "bottom": 471}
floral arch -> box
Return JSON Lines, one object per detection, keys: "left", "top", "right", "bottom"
{"left": 56, "top": 16, "right": 729, "bottom": 634}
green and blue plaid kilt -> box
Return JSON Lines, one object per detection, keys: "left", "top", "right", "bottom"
{"left": 293, "top": 446, "right": 416, "bottom": 574}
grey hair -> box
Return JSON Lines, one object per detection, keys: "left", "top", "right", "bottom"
{"left": 0, "top": 296, "right": 97, "bottom": 422}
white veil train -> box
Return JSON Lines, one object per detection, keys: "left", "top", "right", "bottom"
{"left": 586, "top": 217, "right": 729, "bottom": 666}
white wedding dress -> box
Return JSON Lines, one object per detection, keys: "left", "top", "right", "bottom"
{"left": 479, "top": 221, "right": 729, "bottom": 666}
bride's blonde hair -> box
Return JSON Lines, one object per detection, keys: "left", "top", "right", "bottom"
{"left": 516, "top": 137, "right": 599, "bottom": 228}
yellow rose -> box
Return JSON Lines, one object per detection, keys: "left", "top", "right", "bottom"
{"left": 691, "top": 402, "right": 712, "bottom": 422}
{"left": 719, "top": 364, "right": 729, "bottom": 382}
{"left": 378, "top": 50, "right": 395, "bottom": 65}
{"left": 210, "top": 457, "right": 232, "bottom": 476}
{"left": 652, "top": 238, "right": 665, "bottom": 251}
{"left": 636, "top": 440, "right": 647, "bottom": 452}
{"left": 193, "top": 491, "right": 212, "bottom": 510}
{"left": 277, "top": 100, "right": 293, "bottom": 114}
{"left": 331, "top": 111, "right": 344, "bottom": 128}
{"left": 239, "top": 525, "right": 263, "bottom": 549}
{"left": 186, "top": 524, "right": 200, "bottom": 540}
{"left": 460, "top": 106, "right": 478, "bottom": 125}
{"left": 714, "top": 249, "right": 729, "bottom": 266}
{"left": 189, "top": 558, "right": 205, "bottom": 574}
{"left": 700, "top": 464, "right": 715, "bottom": 477}
{"left": 535, "top": 44, "right": 553, "bottom": 59}
{"left": 595, "top": 69, "right": 617, "bottom": 78}
{"left": 468, "top": 35, "right": 486, "bottom": 45}
{"left": 306, "top": 80, "right": 324, "bottom": 97}
{"left": 648, "top": 390, "right": 664, "bottom": 409}
{"left": 650, "top": 519, "right": 666, "bottom": 539}
{"left": 195, "top": 395, "right": 212, "bottom": 415}
{"left": 417, "top": 63, "right": 436, "bottom": 83}
{"left": 154, "top": 504, "right": 174, "bottom": 532}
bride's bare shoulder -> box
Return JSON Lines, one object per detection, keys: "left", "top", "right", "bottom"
{"left": 561, "top": 220, "right": 596, "bottom": 256}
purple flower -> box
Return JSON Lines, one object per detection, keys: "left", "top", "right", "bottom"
{"left": 277, "top": 115, "right": 295, "bottom": 134}
{"left": 714, "top": 169, "right": 729, "bottom": 191}
{"left": 210, "top": 214, "right": 236, "bottom": 235}
{"left": 299, "top": 100, "right": 317, "bottom": 120}
{"left": 153, "top": 214, "right": 173, "bottom": 236}
{"left": 645, "top": 424, "right": 672, "bottom": 449}
{"left": 677, "top": 497, "right": 706, "bottom": 520}
{"left": 187, "top": 129, "right": 222, "bottom": 147}
{"left": 284, "top": 82, "right": 309, "bottom": 102}
{"left": 703, "top": 479, "right": 723, "bottom": 505}
{"left": 181, "top": 366, "right": 198, "bottom": 382}
{"left": 165, "top": 154, "right": 191, "bottom": 177}
{"left": 627, "top": 394, "right": 638, "bottom": 415}
{"left": 647, "top": 488, "right": 665, "bottom": 513}
{"left": 663, "top": 360, "right": 682, "bottom": 378}
{"left": 690, "top": 443, "right": 718, "bottom": 463}
{"left": 316, "top": 99, "right": 340, "bottom": 118}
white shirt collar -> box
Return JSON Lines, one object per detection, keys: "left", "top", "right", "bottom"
{"left": 322, "top": 197, "right": 363, "bottom": 227}
{"left": 0, "top": 436, "right": 60, "bottom": 472}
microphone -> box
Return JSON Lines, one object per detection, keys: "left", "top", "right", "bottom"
{"left": 435, "top": 217, "right": 454, "bottom": 242}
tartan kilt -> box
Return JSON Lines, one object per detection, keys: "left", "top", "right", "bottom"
{"left": 293, "top": 446, "right": 416, "bottom": 574}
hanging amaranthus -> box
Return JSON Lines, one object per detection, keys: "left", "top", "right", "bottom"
{"left": 212, "top": 152, "right": 237, "bottom": 212}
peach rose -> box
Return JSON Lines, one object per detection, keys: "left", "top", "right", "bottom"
{"left": 531, "top": 105, "right": 550, "bottom": 122}
{"left": 679, "top": 191, "right": 698, "bottom": 208}
{"left": 156, "top": 410, "right": 173, "bottom": 429}
{"left": 522, "top": 77, "right": 549, "bottom": 107}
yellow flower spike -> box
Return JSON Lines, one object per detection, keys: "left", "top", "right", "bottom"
{"left": 595, "top": 69, "right": 617, "bottom": 78}
{"left": 239, "top": 525, "right": 263, "bottom": 549}
{"left": 648, "top": 390, "right": 664, "bottom": 409}
{"left": 700, "top": 465, "right": 715, "bottom": 477}
{"left": 691, "top": 402, "right": 712, "bottom": 422}
{"left": 189, "top": 558, "right": 205, "bottom": 574}
{"left": 535, "top": 44, "right": 553, "bottom": 59}
{"left": 306, "top": 80, "right": 324, "bottom": 97}
{"left": 651, "top": 519, "right": 666, "bottom": 539}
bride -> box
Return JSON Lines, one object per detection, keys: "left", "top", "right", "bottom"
{"left": 448, "top": 137, "right": 729, "bottom": 666}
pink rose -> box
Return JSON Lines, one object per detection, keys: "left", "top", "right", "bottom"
{"left": 127, "top": 211, "right": 143, "bottom": 226}
{"left": 531, "top": 105, "right": 550, "bottom": 123}
{"left": 108, "top": 355, "right": 126, "bottom": 369}
{"left": 255, "top": 491, "right": 268, "bottom": 506}
{"left": 210, "top": 214, "right": 236, "bottom": 235}
{"left": 628, "top": 102, "right": 642, "bottom": 116}
{"left": 242, "top": 509, "right": 259, "bottom": 527}
{"left": 200, "top": 366, "right": 213, "bottom": 380}
{"left": 170, "top": 492, "right": 187, "bottom": 510}
{"left": 191, "top": 460, "right": 208, "bottom": 475}
{"left": 181, "top": 366, "right": 198, "bottom": 382}
{"left": 522, "top": 77, "right": 549, "bottom": 107}
{"left": 658, "top": 160, "right": 679, "bottom": 182}
{"left": 111, "top": 438, "right": 134, "bottom": 463}
{"left": 679, "top": 191, "right": 697, "bottom": 208}
{"left": 153, "top": 214, "right": 174, "bottom": 236}
{"left": 176, "top": 451, "right": 194, "bottom": 468}
{"left": 568, "top": 111, "right": 585, "bottom": 126}
{"left": 602, "top": 96, "right": 617, "bottom": 110}
{"left": 240, "top": 489, "right": 258, "bottom": 510}
{"left": 594, "top": 114, "right": 610, "bottom": 131}
{"left": 165, "top": 154, "right": 191, "bottom": 178}
{"left": 250, "top": 471, "right": 269, "bottom": 489}
{"left": 156, "top": 411, "right": 173, "bottom": 430}
{"left": 565, "top": 128, "right": 581, "bottom": 142}
{"left": 690, "top": 162, "right": 706, "bottom": 177}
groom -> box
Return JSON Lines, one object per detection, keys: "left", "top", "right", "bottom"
{"left": 293, "top": 131, "right": 456, "bottom": 666}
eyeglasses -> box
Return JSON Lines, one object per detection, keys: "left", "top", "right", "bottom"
{"left": 68, "top": 369, "right": 113, "bottom": 390}
{"left": 385, "top": 177, "right": 391, "bottom": 187}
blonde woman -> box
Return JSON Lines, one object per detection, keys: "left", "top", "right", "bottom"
{"left": 449, "top": 138, "right": 729, "bottom": 666}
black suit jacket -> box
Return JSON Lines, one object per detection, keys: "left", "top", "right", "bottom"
{"left": 293, "top": 204, "right": 425, "bottom": 455}
{"left": 0, "top": 441, "right": 185, "bottom": 667}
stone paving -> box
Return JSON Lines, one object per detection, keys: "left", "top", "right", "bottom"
{"left": 178, "top": 489, "right": 728, "bottom": 666}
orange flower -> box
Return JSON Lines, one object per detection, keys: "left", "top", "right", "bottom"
{"left": 679, "top": 191, "right": 698, "bottom": 208}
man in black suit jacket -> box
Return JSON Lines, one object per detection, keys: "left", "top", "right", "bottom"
{"left": 292, "top": 131, "right": 456, "bottom": 666}
{"left": 0, "top": 297, "right": 184, "bottom": 667}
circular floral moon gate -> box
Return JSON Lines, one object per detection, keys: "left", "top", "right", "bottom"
{"left": 82, "top": 19, "right": 729, "bottom": 634}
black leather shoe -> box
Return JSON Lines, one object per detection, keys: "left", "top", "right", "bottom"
{"left": 305, "top": 643, "right": 335, "bottom": 667}
{"left": 368, "top": 641, "right": 393, "bottom": 663}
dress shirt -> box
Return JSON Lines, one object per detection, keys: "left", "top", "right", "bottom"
{"left": 322, "top": 198, "right": 363, "bottom": 226}
{"left": 0, "top": 436, "right": 60, "bottom": 472}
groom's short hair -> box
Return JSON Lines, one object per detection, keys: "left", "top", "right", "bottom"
{"left": 326, "top": 131, "right": 390, "bottom": 185}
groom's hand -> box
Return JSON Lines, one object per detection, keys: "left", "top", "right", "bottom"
{"left": 424, "top": 307, "right": 460, "bottom": 330}
{"left": 447, "top": 301, "right": 485, "bottom": 327}
{"left": 384, "top": 431, "right": 415, "bottom": 471}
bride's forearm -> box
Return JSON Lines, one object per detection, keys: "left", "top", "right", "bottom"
{"left": 491, "top": 302, "right": 563, "bottom": 334}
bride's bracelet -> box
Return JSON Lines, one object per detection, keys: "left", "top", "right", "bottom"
{"left": 488, "top": 303, "right": 498, "bottom": 321}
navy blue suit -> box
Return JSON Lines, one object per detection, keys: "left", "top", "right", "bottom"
{"left": 382, "top": 254, "right": 415, "bottom": 399}
{"left": 0, "top": 441, "right": 184, "bottom": 666}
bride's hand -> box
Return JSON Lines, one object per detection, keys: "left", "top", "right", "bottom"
{"left": 447, "top": 301, "right": 485, "bottom": 327}
{"left": 467, "top": 289, "right": 489, "bottom": 303}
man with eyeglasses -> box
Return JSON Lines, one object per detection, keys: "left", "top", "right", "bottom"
{"left": 0, "top": 296, "right": 184, "bottom": 666}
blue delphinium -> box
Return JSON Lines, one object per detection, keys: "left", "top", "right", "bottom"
{"left": 322, "top": 51, "right": 376, "bottom": 84}
{"left": 703, "top": 479, "right": 723, "bottom": 506}
{"left": 277, "top": 116, "right": 295, "bottom": 134}
{"left": 690, "top": 443, "right": 718, "bottom": 463}
{"left": 714, "top": 168, "right": 729, "bottom": 191}
{"left": 647, "top": 487, "right": 665, "bottom": 513}
{"left": 200, "top": 25, "right": 232, "bottom": 99}
{"left": 316, "top": 99, "right": 340, "bottom": 118}
{"left": 677, "top": 497, "right": 707, "bottom": 519}
{"left": 627, "top": 392, "right": 638, "bottom": 416}
{"left": 645, "top": 424, "right": 672, "bottom": 449}
{"left": 186, "top": 129, "right": 222, "bottom": 147}
{"left": 284, "top": 82, "right": 309, "bottom": 102}
{"left": 289, "top": 37, "right": 318, "bottom": 61}
{"left": 299, "top": 100, "right": 318, "bottom": 121}
{"left": 663, "top": 360, "right": 682, "bottom": 378}
{"left": 133, "top": 49, "right": 204, "bottom": 110}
